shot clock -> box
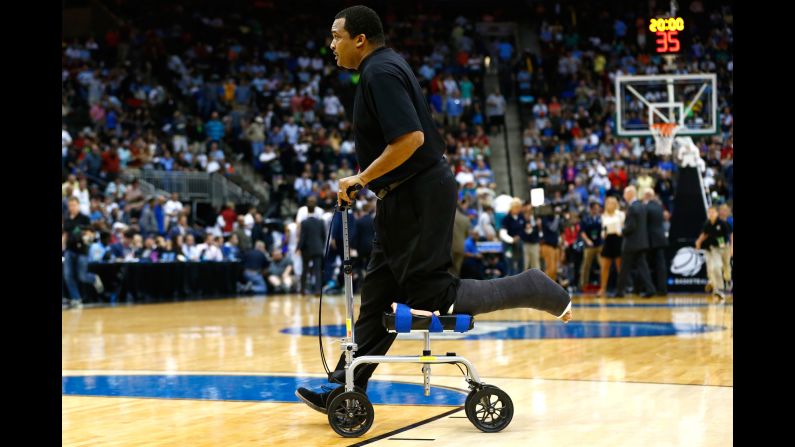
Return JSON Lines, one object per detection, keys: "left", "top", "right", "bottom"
{"left": 649, "top": 17, "right": 685, "bottom": 54}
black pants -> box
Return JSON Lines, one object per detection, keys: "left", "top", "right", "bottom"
{"left": 331, "top": 159, "right": 459, "bottom": 389}
{"left": 300, "top": 254, "right": 323, "bottom": 294}
{"left": 646, "top": 247, "right": 668, "bottom": 294}
{"left": 615, "top": 249, "right": 655, "bottom": 295}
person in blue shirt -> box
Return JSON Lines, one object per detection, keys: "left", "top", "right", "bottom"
{"left": 578, "top": 202, "right": 603, "bottom": 290}
{"left": 160, "top": 151, "right": 175, "bottom": 171}
{"left": 89, "top": 197, "right": 105, "bottom": 223}
{"left": 445, "top": 91, "right": 464, "bottom": 127}
{"left": 205, "top": 111, "right": 225, "bottom": 142}
{"left": 470, "top": 102, "right": 484, "bottom": 126}
{"left": 154, "top": 196, "right": 166, "bottom": 236}
{"left": 89, "top": 231, "right": 111, "bottom": 263}
{"left": 460, "top": 230, "right": 484, "bottom": 280}
{"left": 109, "top": 230, "right": 135, "bottom": 261}
{"left": 498, "top": 39, "right": 513, "bottom": 62}
{"left": 208, "top": 141, "right": 225, "bottom": 163}
{"left": 82, "top": 145, "right": 103, "bottom": 178}
{"left": 241, "top": 241, "right": 270, "bottom": 294}
{"left": 222, "top": 233, "right": 242, "bottom": 261}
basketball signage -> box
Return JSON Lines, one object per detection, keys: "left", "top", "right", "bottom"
{"left": 649, "top": 17, "right": 684, "bottom": 54}
{"left": 666, "top": 244, "right": 709, "bottom": 292}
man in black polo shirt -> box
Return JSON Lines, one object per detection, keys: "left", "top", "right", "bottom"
{"left": 579, "top": 202, "right": 603, "bottom": 291}
{"left": 500, "top": 198, "right": 526, "bottom": 275}
{"left": 695, "top": 205, "right": 731, "bottom": 301}
{"left": 296, "top": 5, "right": 571, "bottom": 414}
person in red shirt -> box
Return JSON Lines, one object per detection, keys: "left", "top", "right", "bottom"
{"left": 430, "top": 73, "right": 444, "bottom": 95}
{"left": 548, "top": 96, "right": 562, "bottom": 117}
{"left": 220, "top": 202, "right": 237, "bottom": 234}
{"left": 561, "top": 213, "right": 582, "bottom": 291}
{"left": 608, "top": 165, "right": 628, "bottom": 190}
{"left": 721, "top": 137, "right": 733, "bottom": 160}
{"left": 101, "top": 146, "right": 121, "bottom": 181}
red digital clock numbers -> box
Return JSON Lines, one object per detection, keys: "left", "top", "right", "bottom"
{"left": 649, "top": 17, "right": 684, "bottom": 54}
{"left": 655, "top": 31, "right": 680, "bottom": 53}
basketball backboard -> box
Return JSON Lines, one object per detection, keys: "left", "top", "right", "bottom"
{"left": 615, "top": 74, "right": 718, "bottom": 137}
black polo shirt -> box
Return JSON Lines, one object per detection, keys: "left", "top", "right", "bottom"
{"left": 579, "top": 214, "right": 603, "bottom": 246}
{"left": 353, "top": 47, "right": 444, "bottom": 191}
{"left": 701, "top": 218, "right": 730, "bottom": 250}
{"left": 500, "top": 213, "right": 526, "bottom": 239}
{"left": 64, "top": 213, "right": 91, "bottom": 255}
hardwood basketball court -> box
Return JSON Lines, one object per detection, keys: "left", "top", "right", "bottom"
{"left": 62, "top": 294, "right": 733, "bottom": 446}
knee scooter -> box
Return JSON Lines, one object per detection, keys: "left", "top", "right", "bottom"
{"left": 324, "top": 193, "right": 514, "bottom": 437}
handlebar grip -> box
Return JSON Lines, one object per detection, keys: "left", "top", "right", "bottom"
{"left": 346, "top": 183, "right": 363, "bottom": 200}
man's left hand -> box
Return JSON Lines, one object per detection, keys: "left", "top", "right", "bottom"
{"left": 338, "top": 174, "right": 366, "bottom": 205}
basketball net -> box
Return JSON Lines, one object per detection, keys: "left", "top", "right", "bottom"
{"left": 650, "top": 122, "right": 681, "bottom": 156}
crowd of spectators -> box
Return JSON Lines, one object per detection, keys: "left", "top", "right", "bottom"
{"left": 63, "top": 0, "right": 733, "bottom": 305}
{"left": 462, "top": 0, "right": 734, "bottom": 291}
{"left": 62, "top": 0, "right": 519, "bottom": 304}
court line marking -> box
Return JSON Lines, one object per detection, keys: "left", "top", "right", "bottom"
{"left": 61, "top": 373, "right": 470, "bottom": 406}
{"left": 346, "top": 407, "right": 463, "bottom": 447}
{"left": 62, "top": 370, "right": 732, "bottom": 388}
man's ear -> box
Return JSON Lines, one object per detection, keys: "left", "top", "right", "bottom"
{"left": 356, "top": 35, "right": 365, "bottom": 48}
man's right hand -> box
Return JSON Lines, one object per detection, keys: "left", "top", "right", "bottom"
{"left": 337, "top": 175, "right": 366, "bottom": 206}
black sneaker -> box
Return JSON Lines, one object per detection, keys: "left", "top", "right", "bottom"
{"left": 295, "top": 387, "right": 333, "bottom": 414}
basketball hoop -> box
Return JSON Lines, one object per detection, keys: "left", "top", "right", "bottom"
{"left": 650, "top": 122, "right": 681, "bottom": 156}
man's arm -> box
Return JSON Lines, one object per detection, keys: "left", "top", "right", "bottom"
{"left": 695, "top": 232, "right": 707, "bottom": 249}
{"left": 337, "top": 131, "right": 424, "bottom": 204}
{"left": 296, "top": 221, "right": 305, "bottom": 252}
{"left": 579, "top": 229, "right": 593, "bottom": 246}
{"left": 359, "top": 130, "right": 424, "bottom": 183}
{"left": 623, "top": 205, "right": 637, "bottom": 236}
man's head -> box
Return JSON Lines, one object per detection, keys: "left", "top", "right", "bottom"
{"left": 68, "top": 196, "right": 81, "bottom": 216}
{"left": 719, "top": 203, "right": 731, "bottom": 220}
{"left": 255, "top": 240, "right": 266, "bottom": 253}
{"left": 589, "top": 201, "right": 601, "bottom": 215}
{"left": 707, "top": 205, "right": 719, "bottom": 222}
{"left": 330, "top": 5, "right": 385, "bottom": 70}
{"left": 229, "top": 233, "right": 239, "bottom": 246}
{"left": 623, "top": 185, "right": 637, "bottom": 203}
{"left": 641, "top": 187, "right": 655, "bottom": 201}
{"left": 272, "top": 249, "right": 283, "bottom": 261}
{"left": 509, "top": 198, "right": 522, "bottom": 215}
